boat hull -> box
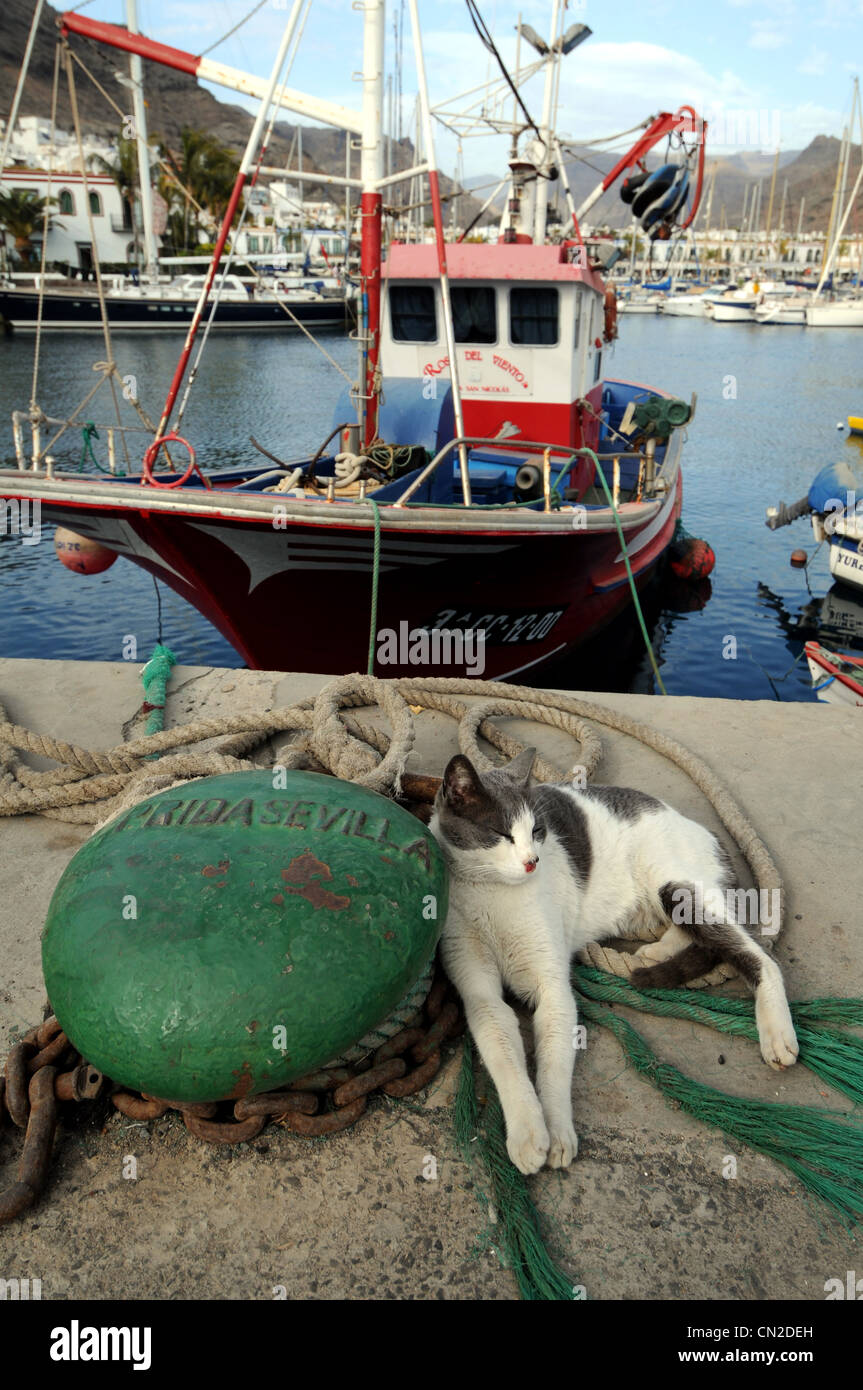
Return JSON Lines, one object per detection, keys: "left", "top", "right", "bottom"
{"left": 661, "top": 297, "right": 707, "bottom": 317}
{"left": 707, "top": 300, "right": 757, "bottom": 322}
{"left": 828, "top": 532, "right": 863, "bottom": 591}
{"left": 0, "top": 468, "right": 682, "bottom": 679}
{"left": 805, "top": 302, "right": 863, "bottom": 327}
{"left": 754, "top": 303, "right": 807, "bottom": 325}
{"left": 0, "top": 288, "right": 348, "bottom": 332}
{"left": 805, "top": 642, "right": 863, "bottom": 706}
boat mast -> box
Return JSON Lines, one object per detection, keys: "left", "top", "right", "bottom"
{"left": 817, "top": 80, "right": 862, "bottom": 296}
{"left": 126, "top": 0, "right": 158, "bottom": 283}
{"left": 533, "top": 0, "right": 562, "bottom": 245}
{"left": 360, "top": 0, "right": 385, "bottom": 445}
{"left": 406, "top": 0, "right": 470, "bottom": 504}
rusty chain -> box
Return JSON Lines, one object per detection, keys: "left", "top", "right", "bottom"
{"left": 1, "top": 969, "right": 462, "bottom": 1224}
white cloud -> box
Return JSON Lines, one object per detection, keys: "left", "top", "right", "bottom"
{"left": 798, "top": 47, "right": 829, "bottom": 76}
{"left": 747, "top": 20, "right": 789, "bottom": 48}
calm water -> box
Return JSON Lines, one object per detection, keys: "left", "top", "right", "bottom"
{"left": 0, "top": 317, "right": 860, "bottom": 701}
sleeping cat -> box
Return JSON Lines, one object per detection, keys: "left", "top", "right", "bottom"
{"left": 430, "top": 749, "right": 798, "bottom": 1175}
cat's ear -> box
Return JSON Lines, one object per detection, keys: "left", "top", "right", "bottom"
{"left": 442, "top": 754, "right": 484, "bottom": 807}
{"left": 506, "top": 747, "right": 536, "bottom": 784}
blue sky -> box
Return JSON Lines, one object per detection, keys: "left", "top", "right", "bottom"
{"left": 76, "top": 0, "right": 863, "bottom": 175}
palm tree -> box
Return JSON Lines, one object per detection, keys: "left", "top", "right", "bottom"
{"left": 0, "top": 188, "right": 57, "bottom": 263}
{"left": 159, "top": 128, "right": 240, "bottom": 252}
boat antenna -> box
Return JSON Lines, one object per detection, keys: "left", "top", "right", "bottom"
{"left": 464, "top": 0, "right": 542, "bottom": 143}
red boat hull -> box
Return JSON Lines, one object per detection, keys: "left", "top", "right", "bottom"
{"left": 27, "top": 474, "right": 682, "bottom": 678}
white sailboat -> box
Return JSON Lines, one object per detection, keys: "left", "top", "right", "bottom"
{"left": 805, "top": 79, "right": 863, "bottom": 328}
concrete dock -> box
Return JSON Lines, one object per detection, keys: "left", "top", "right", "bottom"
{"left": 1, "top": 657, "right": 861, "bottom": 1301}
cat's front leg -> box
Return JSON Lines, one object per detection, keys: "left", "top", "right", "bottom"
{"left": 460, "top": 991, "right": 551, "bottom": 1174}
{"left": 532, "top": 982, "right": 579, "bottom": 1169}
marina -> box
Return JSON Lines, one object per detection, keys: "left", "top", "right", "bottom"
{"left": 1, "top": 0, "right": 863, "bottom": 1323}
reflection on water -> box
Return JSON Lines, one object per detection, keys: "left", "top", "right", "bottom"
{"left": 1, "top": 318, "right": 862, "bottom": 700}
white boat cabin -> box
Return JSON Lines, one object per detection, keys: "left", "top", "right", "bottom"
{"left": 380, "top": 243, "right": 609, "bottom": 451}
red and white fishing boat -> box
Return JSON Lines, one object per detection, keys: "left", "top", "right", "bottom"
{"left": 805, "top": 642, "right": 863, "bottom": 706}
{"left": 1, "top": 2, "right": 709, "bottom": 679}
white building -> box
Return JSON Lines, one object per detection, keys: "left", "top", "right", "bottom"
{"left": 1, "top": 166, "right": 137, "bottom": 273}
{"left": 1, "top": 116, "right": 120, "bottom": 178}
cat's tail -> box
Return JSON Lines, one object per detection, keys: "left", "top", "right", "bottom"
{"left": 630, "top": 943, "right": 721, "bottom": 990}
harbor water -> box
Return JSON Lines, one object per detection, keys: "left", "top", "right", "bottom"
{"left": 0, "top": 316, "right": 859, "bottom": 700}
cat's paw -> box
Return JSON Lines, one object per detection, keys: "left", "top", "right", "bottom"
{"left": 632, "top": 939, "right": 673, "bottom": 966}
{"left": 547, "top": 1123, "right": 578, "bottom": 1169}
{"left": 506, "top": 1113, "right": 550, "bottom": 1175}
{"left": 756, "top": 998, "right": 799, "bottom": 1070}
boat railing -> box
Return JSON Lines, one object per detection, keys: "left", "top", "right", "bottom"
{"left": 392, "top": 436, "right": 581, "bottom": 509}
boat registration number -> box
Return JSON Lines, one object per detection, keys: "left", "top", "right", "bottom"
{"left": 832, "top": 546, "right": 863, "bottom": 578}
{"left": 425, "top": 605, "right": 567, "bottom": 645}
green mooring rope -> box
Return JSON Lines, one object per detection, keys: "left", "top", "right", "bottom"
{"left": 454, "top": 1036, "right": 579, "bottom": 1301}
{"left": 79, "top": 422, "right": 124, "bottom": 475}
{"left": 366, "top": 497, "right": 382, "bottom": 675}
{"left": 576, "top": 446, "right": 668, "bottom": 695}
{"left": 459, "top": 970, "right": 863, "bottom": 1299}
{"left": 140, "top": 644, "right": 177, "bottom": 757}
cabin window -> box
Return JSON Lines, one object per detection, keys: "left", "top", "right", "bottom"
{"left": 451, "top": 286, "right": 496, "bottom": 343}
{"left": 58, "top": 189, "right": 75, "bottom": 216}
{"left": 88, "top": 191, "right": 102, "bottom": 216}
{"left": 574, "top": 289, "right": 582, "bottom": 349}
{"left": 390, "top": 284, "right": 437, "bottom": 342}
{"left": 510, "top": 287, "right": 559, "bottom": 345}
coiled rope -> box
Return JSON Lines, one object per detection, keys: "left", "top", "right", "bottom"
{"left": 0, "top": 670, "right": 784, "bottom": 989}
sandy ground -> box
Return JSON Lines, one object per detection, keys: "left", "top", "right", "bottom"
{"left": 1, "top": 658, "right": 861, "bottom": 1300}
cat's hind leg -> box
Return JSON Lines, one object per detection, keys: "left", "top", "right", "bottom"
{"left": 636, "top": 880, "right": 798, "bottom": 1070}
{"left": 632, "top": 922, "right": 691, "bottom": 969}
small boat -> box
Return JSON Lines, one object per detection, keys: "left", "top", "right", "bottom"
{"left": 848, "top": 416, "right": 863, "bottom": 435}
{"left": 705, "top": 282, "right": 761, "bottom": 322}
{"left": 616, "top": 289, "right": 665, "bottom": 314}
{"left": 754, "top": 294, "right": 809, "bottom": 325}
{"left": 661, "top": 286, "right": 728, "bottom": 317}
{"left": 805, "top": 641, "right": 863, "bottom": 706}
{"left": 766, "top": 444, "right": 863, "bottom": 594}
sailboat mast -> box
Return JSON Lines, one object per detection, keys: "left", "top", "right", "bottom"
{"left": 406, "top": 0, "right": 470, "bottom": 504}
{"left": 359, "top": 0, "right": 385, "bottom": 445}
{"left": 764, "top": 146, "right": 779, "bottom": 239}
{"left": 126, "top": 0, "right": 158, "bottom": 282}
{"left": 534, "top": 0, "right": 562, "bottom": 244}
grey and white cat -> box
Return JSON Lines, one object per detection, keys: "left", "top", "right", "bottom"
{"left": 430, "top": 750, "right": 798, "bottom": 1176}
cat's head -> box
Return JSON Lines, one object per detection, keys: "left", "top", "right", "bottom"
{"left": 431, "top": 749, "right": 544, "bottom": 884}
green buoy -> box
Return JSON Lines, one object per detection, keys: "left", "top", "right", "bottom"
{"left": 42, "top": 771, "right": 447, "bottom": 1102}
